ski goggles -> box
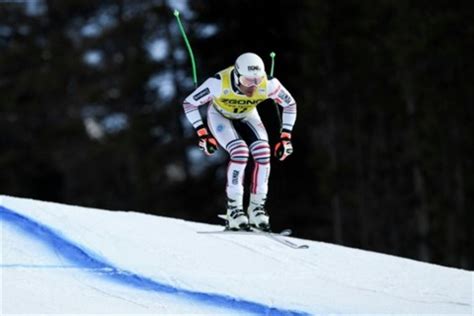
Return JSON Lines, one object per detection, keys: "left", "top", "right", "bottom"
{"left": 238, "top": 75, "right": 264, "bottom": 87}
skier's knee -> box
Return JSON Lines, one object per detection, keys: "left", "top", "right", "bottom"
{"left": 227, "top": 140, "right": 249, "bottom": 164}
{"left": 250, "top": 140, "right": 271, "bottom": 164}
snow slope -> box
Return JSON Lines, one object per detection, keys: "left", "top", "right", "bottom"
{"left": 1, "top": 195, "right": 472, "bottom": 315}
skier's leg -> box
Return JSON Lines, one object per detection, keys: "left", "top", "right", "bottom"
{"left": 242, "top": 110, "right": 271, "bottom": 230}
{"left": 207, "top": 106, "right": 249, "bottom": 229}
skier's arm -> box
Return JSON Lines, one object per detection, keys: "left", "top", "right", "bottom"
{"left": 267, "top": 78, "right": 297, "bottom": 133}
{"left": 182, "top": 78, "right": 219, "bottom": 129}
{"left": 268, "top": 78, "right": 296, "bottom": 161}
{"left": 182, "top": 77, "right": 220, "bottom": 155}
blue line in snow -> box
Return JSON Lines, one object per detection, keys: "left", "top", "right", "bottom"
{"left": 1, "top": 264, "right": 77, "bottom": 268}
{"left": 0, "top": 205, "right": 310, "bottom": 316}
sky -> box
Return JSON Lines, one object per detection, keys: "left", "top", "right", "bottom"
{"left": 1, "top": 195, "right": 472, "bottom": 315}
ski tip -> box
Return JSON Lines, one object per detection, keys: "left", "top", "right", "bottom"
{"left": 280, "top": 229, "right": 292, "bottom": 236}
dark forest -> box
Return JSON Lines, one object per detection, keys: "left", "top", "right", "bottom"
{"left": 1, "top": 0, "right": 472, "bottom": 269}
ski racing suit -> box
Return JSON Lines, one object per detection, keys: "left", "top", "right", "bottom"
{"left": 182, "top": 66, "right": 297, "bottom": 211}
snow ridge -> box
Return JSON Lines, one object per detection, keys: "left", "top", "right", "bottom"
{"left": 0, "top": 205, "right": 309, "bottom": 315}
{"left": 2, "top": 195, "right": 471, "bottom": 315}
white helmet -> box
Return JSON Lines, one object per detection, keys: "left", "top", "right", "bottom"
{"left": 234, "top": 52, "right": 266, "bottom": 87}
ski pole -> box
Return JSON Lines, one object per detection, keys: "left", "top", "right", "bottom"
{"left": 269, "top": 52, "right": 282, "bottom": 127}
{"left": 173, "top": 10, "right": 198, "bottom": 88}
{"left": 270, "top": 51, "right": 276, "bottom": 78}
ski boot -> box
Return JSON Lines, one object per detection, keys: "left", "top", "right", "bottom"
{"left": 248, "top": 206, "right": 271, "bottom": 231}
{"left": 226, "top": 197, "right": 249, "bottom": 231}
{"left": 226, "top": 209, "right": 249, "bottom": 231}
{"left": 248, "top": 193, "right": 271, "bottom": 231}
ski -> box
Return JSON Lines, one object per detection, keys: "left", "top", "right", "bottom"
{"left": 198, "top": 227, "right": 308, "bottom": 249}
{"left": 197, "top": 215, "right": 309, "bottom": 249}
{"left": 249, "top": 227, "right": 309, "bottom": 249}
{"left": 197, "top": 228, "right": 292, "bottom": 237}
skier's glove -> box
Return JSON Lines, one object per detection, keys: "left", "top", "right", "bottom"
{"left": 197, "top": 127, "right": 218, "bottom": 156}
{"left": 274, "top": 130, "right": 293, "bottom": 161}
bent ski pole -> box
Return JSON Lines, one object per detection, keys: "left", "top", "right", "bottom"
{"left": 269, "top": 52, "right": 282, "bottom": 127}
{"left": 173, "top": 10, "right": 198, "bottom": 88}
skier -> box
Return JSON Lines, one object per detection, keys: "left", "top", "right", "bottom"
{"left": 182, "top": 52, "right": 297, "bottom": 231}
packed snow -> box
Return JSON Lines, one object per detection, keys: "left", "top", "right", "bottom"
{"left": 1, "top": 195, "right": 472, "bottom": 314}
